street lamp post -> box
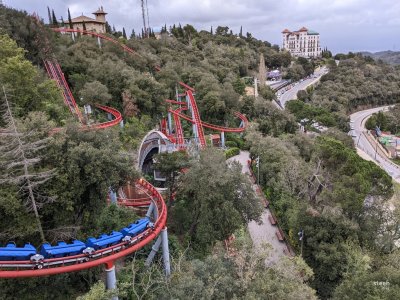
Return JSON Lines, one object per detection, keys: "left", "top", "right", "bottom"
{"left": 298, "top": 230, "right": 304, "bottom": 257}
{"left": 256, "top": 156, "right": 260, "bottom": 186}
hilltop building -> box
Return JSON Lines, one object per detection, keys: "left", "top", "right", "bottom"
{"left": 69, "top": 6, "right": 107, "bottom": 33}
{"left": 282, "top": 27, "right": 321, "bottom": 58}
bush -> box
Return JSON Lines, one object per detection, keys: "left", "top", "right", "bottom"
{"left": 226, "top": 133, "right": 245, "bottom": 149}
{"left": 225, "top": 141, "right": 238, "bottom": 148}
{"left": 225, "top": 147, "right": 240, "bottom": 159}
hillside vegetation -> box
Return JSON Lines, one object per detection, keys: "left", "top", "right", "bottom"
{"left": 1, "top": 5, "right": 400, "bottom": 300}
{"left": 362, "top": 50, "right": 400, "bottom": 65}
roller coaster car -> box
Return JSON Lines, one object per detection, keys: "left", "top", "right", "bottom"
{"left": 120, "top": 218, "right": 150, "bottom": 237}
{"left": 86, "top": 231, "right": 123, "bottom": 250}
{"left": 40, "top": 240, "right": 86, "bottom": 258}
{"left": 0, "top": 242, "right": 36, "bottom": 261}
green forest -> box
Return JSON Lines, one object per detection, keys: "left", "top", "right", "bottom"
{"left": 1, "top": 4, "right": 400, "bottom": 300}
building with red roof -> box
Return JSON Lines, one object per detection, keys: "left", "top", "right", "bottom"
{"left": 69, "top": 6, "right": 107, "bottom": 33}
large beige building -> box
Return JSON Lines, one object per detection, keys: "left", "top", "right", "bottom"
{"left": 70, "top": 6, "right": 107, "bottom": 33}
{"left": 282, "top": 27, "right": 321, "bottom": 58}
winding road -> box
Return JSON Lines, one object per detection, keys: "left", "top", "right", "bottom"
{"left": 350, "top": 106, "right": 400, "bottom": 183}
{"left": 277, "top": 66, "right": 328, "bottom": 108}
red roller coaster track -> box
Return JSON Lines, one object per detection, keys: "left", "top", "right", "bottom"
{"left": 0, "top": 179, "right": 166, "bottom": 278}
{"left": 1, "top": 26, "right": 249, "bottom": 277}
{"left": 0, "top": 28, "right": 165, "bottom": 278}
{"left": 52, "top": 28, "right": 139, "bottom": 57}
{"left": 164, "top": 83, "right": 248, "bottom": 148}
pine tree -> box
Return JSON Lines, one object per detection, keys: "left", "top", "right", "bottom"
{"left": 0, "top": 86, "right": 56, "bottom": 243}
{"left": 239, "top": 26, "right": 243, "bottom": 38}
{"left": 122, "top": 27, "right": 127, "bottom": 39}
{"left": 47, "top": 6, "right": 52, "bottom": 25}
{"left": 51, "top": 9, "right": 58, "bottom": 26}
{"left": 68, "top": 8, "right": 73, "bottom": 29}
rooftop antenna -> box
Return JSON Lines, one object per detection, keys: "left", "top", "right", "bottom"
{"left": 146, "top": 0, "right": 150, "bottom": 36}
{"left": 141, "top": 0, "right": 148, "bottom": 38}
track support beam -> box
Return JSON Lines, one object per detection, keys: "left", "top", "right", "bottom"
{"left": 161, "top": 227, "right": 171, "bottom": 276}
{"left": 220, "top": 131, "right": 225, "bottom": 148}
{"left": 105, "top": 262, "right": 118, "bottom": 300}
{"left": 167, "top": 112, "right": 172, "bottom": 135}
{"left": 144, "top": 235, "right": 162, "bottom": 267}
{"left": 109, "top": 189, "right": 117, "bottom": 204}
{"left": 144, "top": 227, "right": 170, "bottom": 276}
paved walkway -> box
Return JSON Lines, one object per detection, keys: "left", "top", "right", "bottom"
{"left": 228, "top": 151, "right": 288, "bottom": 265}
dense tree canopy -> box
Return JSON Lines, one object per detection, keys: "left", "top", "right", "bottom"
{"left": 1, "top": 4, "right": 400, "bottom": 300}
{"left": 170, "top": 148, "right": 262, "bottom": 253}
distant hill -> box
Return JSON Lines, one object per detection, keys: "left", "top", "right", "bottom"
{"left": 361, "top": 50, "right": 400, "bottom": 65}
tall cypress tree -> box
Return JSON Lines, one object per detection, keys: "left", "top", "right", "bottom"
{"left": 67, "top": 8, "right": 73, "bottom": 29}
{"left": 122, "top": 27, "right": 127, "bottom": 39}
{"left": 130, "top": 29, "right": 136, "bottom": 39}
{"left": 82, "top": 20, "right": 86, "bottom": 32}
{"left": 239, "top": 26, "right": 243, "bottom": 38}
{"left": 47, "top": 6, "right": 52, "bottom": 25}
{"left": 105, "top": 22, "right": 112, "bottom": 33}
{"left": 210, "top": 26, "right": 213, "bottom": 35}
{"left": 51, "top": 9, "right": 58, "bottom": 26}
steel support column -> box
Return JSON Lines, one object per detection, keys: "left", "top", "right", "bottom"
{"left": 145, "top": 202, "right": 155, "bottom": 219}
{"left": 105, "top": 262, "right": 118, "bottom": 300}
{"left": 144, "top": 235, "right": 162, "bottom": 267}
{"left": 109, "top": 189, "right": 117, "bottom": 204}
{"left": 161, "top": 227, "right": 171, "bottom": 276}
{"left": 168, "top": 112, "right": 172, "bottom": 135}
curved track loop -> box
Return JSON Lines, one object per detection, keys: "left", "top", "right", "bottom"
{"left": 0, "top": 179, "right": 166, "bottom": 278}
{"left": 52, "top": 28, "right": 140, "bottom": 57}
{"left": 168, "top": 109, "right": 248, "bottom": 133}
{"left": 47, "top": 28, "right": 132, "bottom": 130}
{"left": 89, "top": 105, "right": 122, "bottom": 130}
{"left": 165, "top": 83, "right": 248, "bottom": 145}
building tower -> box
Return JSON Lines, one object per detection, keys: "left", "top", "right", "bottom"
{"left": 93, "top": 6, "right": 107, "bottom": 23}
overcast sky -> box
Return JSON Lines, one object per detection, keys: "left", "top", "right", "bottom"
{"left": 7, "top": 0, "right": 400, "bottom": 53}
